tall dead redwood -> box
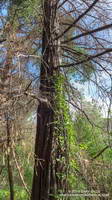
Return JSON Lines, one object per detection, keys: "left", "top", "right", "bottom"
{"left": 31, "top": 1, "right": 60, "bottom": 199}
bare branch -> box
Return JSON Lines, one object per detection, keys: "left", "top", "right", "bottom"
{"left": 59, "top": 48, "right": 112, "bottom": 68}
{"left": 92, "top": 146, "right": 109, "bottom": 160}
{"left": 63, "top": 23, "right": 112, "bottom": 43}
{"left": 55, "top": 0, "right": 99, "bottom": 40}
{"left": 58, "top": 0, "right": 68, "bottom": 9}
{"left": 12, "top": 143, "right": 30, "bottom": 196}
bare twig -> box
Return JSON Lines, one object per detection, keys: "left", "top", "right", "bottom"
{"left": 12, "top": 143, "right": 31, "bottom": 197}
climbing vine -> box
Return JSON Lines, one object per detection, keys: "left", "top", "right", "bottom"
{"left": 51, "top": 74, "right": 78, "bottom": 195}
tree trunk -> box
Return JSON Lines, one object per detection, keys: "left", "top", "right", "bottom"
{"left": 6, "top": 114, "right": 14, "bottom": 200}
{"left": 31, "top": 1, "right": 60, "bottom": 200}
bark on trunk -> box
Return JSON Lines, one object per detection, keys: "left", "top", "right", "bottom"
{"left": 31, "top": 1, "right": 60, "bottom": 200}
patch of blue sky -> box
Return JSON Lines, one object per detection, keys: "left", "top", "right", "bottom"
{"left": 0, "top": 1, "right": 9, "bottom": 16}
{"left": 12, "top": 55, "right": 40, "bottom": 78}
{"left": 71, "top": 71, "right": 111, "bottom": 117}
{"left": 0, "top": 2, "right": 9, "bottom": 29}
{"left": 1, "top": 7, "right": 8, "bottom": 17}
{"left": 65, "top": 0, "right": 112, "bottom": 51}
{"left": 32, "top": 40, "right": 42, "bottom": 55}
{"left": 0, "top": 19, "right": 4, "bottom": 28}
{"left": 26, "top": 60, "right": 40, "bottom": 78}
{"left": 0, "top": 47, "right": 6, "bottom": 62}
{"left": 19, "top": 19, "right": 36, "bottom": 32}
{"left": 16, "top": 32, "right": 28, "bottom": 37}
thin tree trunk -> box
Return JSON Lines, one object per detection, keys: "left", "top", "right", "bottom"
{"left": 6, "top": 114, "right": 14, "bottom": 200}
{"left": 7, "top": 155, "right": 14, "bottom": 200}
{"left": 31, "top": 1, "right": 60, "bottom": 199}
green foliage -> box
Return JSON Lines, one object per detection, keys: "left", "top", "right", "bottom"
{"left": 54, "top": 75, "right": 75, "bottom": 150}
{"left": 54, "top": 74, "right": 79, "bottom": 191}
{"left": 54, "top": 74, "right": 75, "bottom": 145}
{"left": 24, "top": 165, "right": 33, "bottom": 187}
{"left": 15, "top": 187, "right": 28, "bottom": 200}
{"left": 102, "top": 148, "right": 112, "bottom": 162}
{"left": 0, "top": 189, "right": 9, "bottom": 200}
{"left": 75, "top": 113, "right": 105, "bottom": 157}
{"left": 6, "top": 0, "right": 41, "bottom": 32}
{"left": 12, "top": 0, "right": 41, "bottom": 22}
{"left": 0, "top": 187, "right": 28, "bottom": 200}
{"left": 15, "top": 144, "right": 33, "bottom": 188}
